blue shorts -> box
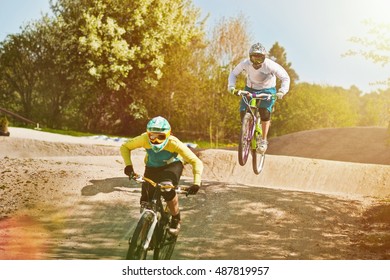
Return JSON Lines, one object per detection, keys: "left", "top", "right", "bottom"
{"left": 239, "top": 87, "right": 276, "bottom": 112}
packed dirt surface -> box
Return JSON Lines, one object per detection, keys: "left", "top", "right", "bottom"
{"left": 267, "top": 127, "right": 390, "bottom": 165}
{"left": 0, "top": 127, "right": 389, "bottom": 260}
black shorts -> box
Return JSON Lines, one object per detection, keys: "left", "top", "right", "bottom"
{"left": 141, "top": 161, "right": 184, "bottom": 203}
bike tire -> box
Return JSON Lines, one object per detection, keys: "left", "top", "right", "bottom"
{"left": 252, "top": 149, "right": 266, "bottom": 175}
{"left": 153, "top": 227, "right": 177, "bottom": 260}
{"left": 126, "top": 212, "right": 154, "bottom": 260}
{"left": 238, "top": 113, "right": 253, "bottom": 166}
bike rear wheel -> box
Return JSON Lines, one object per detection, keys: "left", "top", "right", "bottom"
{"left": 252, "top": 149, "right": 265, "bottom": 175}
{"left": 238, "top": 113, "right": 253, "bottom": 166}
{"left": 126, "top": 212, "right": 154, "bottom": 260}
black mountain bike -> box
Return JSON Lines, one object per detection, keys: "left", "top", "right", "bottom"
{"left": 235, "top": 90, "right": 276, "bottom": 175}
{"left": 126, "top": 174, "right": 188, "bottom": 260}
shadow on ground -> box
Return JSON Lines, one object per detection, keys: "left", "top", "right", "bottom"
{"left": 173, "top": 182, "right": 390, "bottom": 260}
{"left": 81, "top": 177, "right": 133, "bottom": 196}
{"left": 3, "top": 178, "right": 388, "bottom": 260}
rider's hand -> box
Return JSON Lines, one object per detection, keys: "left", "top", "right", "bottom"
{"left": 276, "top": 92, "right": 285, "bottom": 99}
{"left": 245, "top": 92, "right": 253, "bottom": 97}
{"left": 124, "top": 165, "right": 135, "bottom": 177}
{"left": 228, "top": 86, "right": 236, "bottom": 95}
{"left": 186, "top": 184, "right": 200, "bottom": 196}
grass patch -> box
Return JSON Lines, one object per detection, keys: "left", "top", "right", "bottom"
{"left": 184, "top": 139, "right": 237, "bottom": 149}
{"left": 13, "top": 126, "right": 237, "bottom": 148}
{"left": 40, "top": 127, "right": 97, "bottom": 137}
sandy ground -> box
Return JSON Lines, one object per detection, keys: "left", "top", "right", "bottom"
{"left": 0, "top": 126, "right": 389, "bottom": 260}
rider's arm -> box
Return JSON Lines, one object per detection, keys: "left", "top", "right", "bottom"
{"left": 269, "top": 60, "right": 290, "bottom": 94}
{"left": 228, "top": 61, "right": 245, "bottom": 90}
{"left": 120, "top": 134, "right": 148, "bottom": 166}
{"left": 167, "top": 137, "right": 203, "bottom": 186}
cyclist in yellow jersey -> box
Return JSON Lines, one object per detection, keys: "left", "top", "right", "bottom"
{"left": 120, "top": 116, "right": 203, "bottom": 235}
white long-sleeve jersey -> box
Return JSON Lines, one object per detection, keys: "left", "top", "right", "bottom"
{"left": 228, "top": 58, "right": 290, "bottom": 94}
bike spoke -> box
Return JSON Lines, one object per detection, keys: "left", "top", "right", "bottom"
{"left": 238, "top": 113, "right": 253, "bottom": 166}
{"left": 126, "top": 212, "right": 154, "bottom": 260}
{"left": 153, "top": 228, "right": 177, "bottom": 260}
{"left": 252, "top": 149, "right": 265, "bottom": 175}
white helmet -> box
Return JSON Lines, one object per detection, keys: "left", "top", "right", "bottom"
{"left": 249, "top": 43, "right": 267, "bottom": 68}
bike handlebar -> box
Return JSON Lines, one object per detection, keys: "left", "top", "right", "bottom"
{"left": 235, "top": 89, "right": 276, "bottom": 100}
{"left": 131, "top": 174, "right": 189, "bottom": 194}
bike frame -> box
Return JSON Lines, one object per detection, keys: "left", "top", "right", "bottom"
{"left": 241, "top": 95, "right": 260, "bottom": 149}
{"left": 236, "top": 90, "right": 275, "bottom": 173}
{"left": 127, "top": 174, "right": 188, "bottom": 260}
{"left": 133, "top": 175, "right": 174, "bottom": 251}
{"left": 238, "top": 90, "right": 273, "bottom": 148}
{"left": 141, "top": 202, "right": 160, "bottom": 250}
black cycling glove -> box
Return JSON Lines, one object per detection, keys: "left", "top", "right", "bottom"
{"left": 186, "top": 184, "right": 200, "bottom": 196}
{"left": 124, "top": 165, "right": 134, "bottom": 177}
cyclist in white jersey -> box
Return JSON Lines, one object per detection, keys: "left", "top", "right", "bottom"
{"left": 228, "top": 42, "right": 290, "bottom": 152}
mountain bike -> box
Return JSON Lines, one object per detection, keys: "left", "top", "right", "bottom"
{"left": 126, "top": 174, "right": 188, "bottom": 260}
{"left": 235, "top": 90, "right": 276, "bottom": 175}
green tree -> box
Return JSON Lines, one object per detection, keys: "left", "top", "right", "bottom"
{"left": 0, "top": 29, "right": 40, "bottom": 118}
{"left": 344, "top": 20, "right": 390, "bottom": 131}
{"left": 0, "top": 0, "right": 205, "bottom": 134}
{"left": 147, "top": 40, "right": 207, "bottom": 137}
{"left": 266, "top": 42, "right": 299, "bottom": 136}
{"left": 63, "top": 0, "right": 205, "bottom": 134}
{"left": 211, "top": 14, "right": 251, "bottom": 68}
{"left": 273, "top": 83, "right": 360, "bottom": 135}
{"left": 269, "top": 42, "right": 299, "bottom": 89}
{"left": 32, "top": 15, "right": 86, "bottom": 128}
{"left": 205, "top": 14, "right": 252, "bottom": 146}
{"left": 345, "top": 20, "right": 390, "bottom": 87}
{"left": 359, "top": 89, "right": 390, "bottom": 127}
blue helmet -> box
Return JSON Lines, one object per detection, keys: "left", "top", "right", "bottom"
{"left": 146, "top": 116, "right": 171, "bottom": 153}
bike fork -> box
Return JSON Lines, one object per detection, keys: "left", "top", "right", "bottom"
{"left": 142, "top": 210, "right": 158, "bottom": 250}
{"left": 252, "top": 119, "right": 262, "bottom": 149}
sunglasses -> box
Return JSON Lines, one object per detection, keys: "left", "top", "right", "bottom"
{"left": 148, "top": 132, "right": 167, "bottom": 144}
{"left": 250, "top": 54, "right": 265, "bottom": 65}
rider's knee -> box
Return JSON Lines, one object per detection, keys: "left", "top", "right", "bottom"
{"left": 160, "top": 181, "right": 176, "bottom": 201}
{"left": 163, "top": 190, "right": 177, "bottom": 202}
{"left": 259, "top": 108, "right": 271, "bottom": 121}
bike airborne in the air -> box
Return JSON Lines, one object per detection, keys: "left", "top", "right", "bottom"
{"left": 235, "top": 89, "right": 276, "bottom": 175}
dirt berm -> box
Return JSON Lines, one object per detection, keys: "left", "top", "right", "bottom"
{"left": 192, "top": 149, "right": 390, "bottom": 199}
{"left": 0, "top": 126, "right": 389, "bottom": 260}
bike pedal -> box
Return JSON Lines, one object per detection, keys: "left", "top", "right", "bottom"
{"left": 256, "top": 146, "right": 266, "bottom": 154}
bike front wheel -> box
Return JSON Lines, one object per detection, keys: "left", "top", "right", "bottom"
{"left": 238, "top": 113, "right": 253, "bottom": 166}
{"left": 153, "top": 228, "right": 177, "bottom": 260}
{"left": 252, "top": 149, "right": 265, "bottom": 175}
{"left": 126, "top": 212, "right": 154, "bottom": 260}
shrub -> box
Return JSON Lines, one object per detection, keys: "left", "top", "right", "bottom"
{"left": 0, "top": 116, "right": 10, "bottom": 136}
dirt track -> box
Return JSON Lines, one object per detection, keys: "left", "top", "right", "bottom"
{"left": 0, "top": 127, "right": 389, "bottom": 260}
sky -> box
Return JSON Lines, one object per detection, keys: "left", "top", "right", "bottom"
{"left": 1, "top": 0, "right": 389, "bottom": 94}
